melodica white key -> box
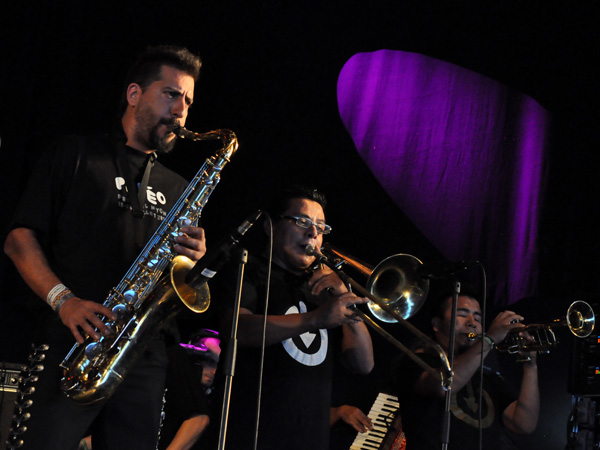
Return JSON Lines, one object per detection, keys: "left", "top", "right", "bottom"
{"left": 350, "top": 392, "right": 404, "bottom": 450}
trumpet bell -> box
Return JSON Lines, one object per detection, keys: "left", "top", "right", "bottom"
{"left": 566, "top": 300, "right": 595, "bottom": 338}
{"left": 366, "top": 254, "right": 430, "bottom": 323}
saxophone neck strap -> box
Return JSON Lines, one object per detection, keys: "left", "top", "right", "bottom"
{"left": 114, "top": 143, "right": 157, "bottom": 219}
{"left": 137, "top": 151, "right": 157, "bottom": 208}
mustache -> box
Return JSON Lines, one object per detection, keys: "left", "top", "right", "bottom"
{"left": 159, "top": 118, "right": 181, "bottom": 128}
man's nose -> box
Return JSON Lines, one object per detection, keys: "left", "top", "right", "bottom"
{"left": 305, "top": 223, "right": 319, "bottom": 238}
{"left": 171, "top": 97, "right": 188, "bottom": 118}
{"left": 465, "top": 315, "right": 478, "bottom": 327}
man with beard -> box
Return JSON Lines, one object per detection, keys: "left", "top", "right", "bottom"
{"left": 4, "top": 45, "right": 207, "bottom": 450}
{"left": 390, "top": 291, "right": 539, "bottom": 450}
{"left": 215, "top": 186, "right": 374, "bottom": 450}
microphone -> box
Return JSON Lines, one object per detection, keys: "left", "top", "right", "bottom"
{"left": 185, "top": 210, "right": 263, "bottom": 289}
{"left": 418, "top": 261, "right": 474, "bottom": 279}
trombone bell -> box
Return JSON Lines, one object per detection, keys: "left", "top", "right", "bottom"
{"left": 367, "top": 254, "right": 429, "bottom": 323}
{"left": 320, "top": 243, "right": 429, "bottom": 323}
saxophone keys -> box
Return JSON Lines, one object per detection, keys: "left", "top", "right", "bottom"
{"left": 85, "top": 342, "right": 102, "bottom": 359}
{"left": 177, "top": 217, "right": 192, "bottom": 228}
{"left": 112, "top": 303, "right": 129, "bottom": 318}
{"left": 122, "top": 290, "right": 138, "bottom": 304}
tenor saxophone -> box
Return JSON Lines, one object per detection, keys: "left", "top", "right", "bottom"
{"left": 60, "top": 127, "right": 238, "bottom": 405}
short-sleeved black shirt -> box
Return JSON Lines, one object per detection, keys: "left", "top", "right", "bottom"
{"left": 213, "top": 254, "right": 340, "bottom": 450}
{"left": 11, "top": 130, "right": 188, "bottom": 327}
{"left": 392, "top": 351, "right": 517, "bottom": 450}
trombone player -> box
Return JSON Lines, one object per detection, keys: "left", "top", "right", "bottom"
{"left": 215, "top": 185, "right": 374, "bottom": 450}
{"left": 391, "top": 289, "right": 539, "bottom": 450}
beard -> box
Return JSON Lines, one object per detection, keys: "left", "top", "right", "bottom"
{"left": 133, "top": 103, "right": 178, "bottom": 154}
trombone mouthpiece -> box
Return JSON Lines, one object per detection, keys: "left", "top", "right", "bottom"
{"left": 304, "top": 245, "right": 318, "bottom": 256}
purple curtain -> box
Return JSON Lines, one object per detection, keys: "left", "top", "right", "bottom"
{"left": 337, "top": 50, "right": 550, "bottom": 306}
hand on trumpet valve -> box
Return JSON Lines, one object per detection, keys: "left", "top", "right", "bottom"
{"left": 486, "top": 310, "right": 526, "bottom": 345}
{"left": 514, "top": 330, "right": 538, "bottom": 364}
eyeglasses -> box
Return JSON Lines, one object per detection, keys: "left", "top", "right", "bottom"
{"left": 280, "top": 215, "right": 332, "bottom": 235}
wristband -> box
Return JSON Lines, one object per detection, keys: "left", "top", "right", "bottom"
{"left": 483, "top": 334, "right": 495, "bottom": 350}
{"left": 46, "top": 283, "right": 74, "bottom": 312}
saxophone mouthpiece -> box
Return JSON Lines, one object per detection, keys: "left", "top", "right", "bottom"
{"left": 173, "top": 125, "right": 189, "bottom": 139}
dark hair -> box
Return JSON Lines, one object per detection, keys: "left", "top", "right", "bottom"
{"left": 430, "top": 283, "right": 481, "bottom": 320}
{"left": 267, "top": 185, "right": 328, "bottom": 218}
{"left": 118, "top": 44, "right": 202, "bottom": 115}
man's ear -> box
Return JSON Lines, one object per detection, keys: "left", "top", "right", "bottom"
{"left": 431, "top": 317, "right": 441, "bottom": 333}
{"left": 126, "top": 83, "right": 141, "bottom": 107}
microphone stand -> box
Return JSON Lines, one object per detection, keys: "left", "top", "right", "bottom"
{"left": 440, "top": 279, "right": 460, "bottom": 450}
{"left": 217, "top": 248, "right": 248, "bottom": 450}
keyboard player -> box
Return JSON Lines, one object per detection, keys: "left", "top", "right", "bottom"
{"left": 331, "top": 404, "right": 374, "bottom": 434}
{"left": 349, "top": 392, "right": 406, "bottom": 450}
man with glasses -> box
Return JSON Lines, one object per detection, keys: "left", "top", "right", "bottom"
{"left": 215, "top": 185, "right": 374, "bottom": 450}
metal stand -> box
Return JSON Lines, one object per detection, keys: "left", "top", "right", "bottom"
{"left": 441, "top": 280, "right": 460, "bottom": 450}
{"left": 217, "top": 248, "right": 248, "bottom": 450}
{"left": 567, "top": 396, "right": 600, "bottom": 450}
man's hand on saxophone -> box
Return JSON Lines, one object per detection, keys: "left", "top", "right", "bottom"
{"left": 4, "top": 227, "right": 118, "bottom": 344}
{"left": 174, "top": 225, "right": 207, "bottom": 262}
{"left": 62, "top": 226, "right": 207, "bottom": 344}
{"left": 59, "top": 298, "right": 117, "bottom": 344}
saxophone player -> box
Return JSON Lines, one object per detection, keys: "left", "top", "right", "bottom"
{"left": 4, "top": 45, "right": 207, "bottom": 450}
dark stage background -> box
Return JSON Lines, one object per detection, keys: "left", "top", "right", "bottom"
{"left": 1, "top": 2, "right": 599, "bottom": 449}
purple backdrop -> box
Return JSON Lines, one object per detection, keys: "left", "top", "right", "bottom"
{"left": 337, "top": 49, "right": 550, "bottom": 306}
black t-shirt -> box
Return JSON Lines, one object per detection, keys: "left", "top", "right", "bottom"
{"left": 11, "top": 131, "right": 188, "bottom": 336}
{"left": 214, "top": 254, "right": 339, "bottom": 450}
{"left": 392, "top": 351, "right": 517, "bottom": 450}
{"left": 158, "top": 345, "right": 212, "bottom": 450}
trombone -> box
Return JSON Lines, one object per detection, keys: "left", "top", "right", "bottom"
{"left": 306, "top": 243, "right": 453, "bottom": 389}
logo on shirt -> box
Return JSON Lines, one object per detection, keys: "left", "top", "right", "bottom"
{"left": 114, "top": 177, "right": 168, "bottom": 205}
{"left": 450, "top": 381, "right": 495, "bottom": 428}
{"left": 282, "top": 301, "right": 328, "bottom": 366}
{"left": 115, "top": 177, "right": 169, "bottom": 220}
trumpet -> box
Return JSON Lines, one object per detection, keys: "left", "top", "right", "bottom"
{"left": 305, "top": 243, "right": 453, "bottom": 389}
{"left": 468, "top": 300, "right": 595, "bottom": 358}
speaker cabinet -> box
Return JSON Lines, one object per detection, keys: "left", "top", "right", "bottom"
{"left": 569, "top": 331, "right": 600, "bottom": 397}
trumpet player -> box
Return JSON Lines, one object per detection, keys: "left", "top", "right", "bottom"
{"left": 391, "top": 290, "right": 539, "bottom": 450}
{"left": 4, "top": 45, "right": 207, "bottom": 450}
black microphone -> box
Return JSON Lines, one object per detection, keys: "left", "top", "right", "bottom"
{"left": 418, "top": 260, "right": 474, "bottom": 279}
{"left": 185, "top": 210, "right": 263, "bottom": 289}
